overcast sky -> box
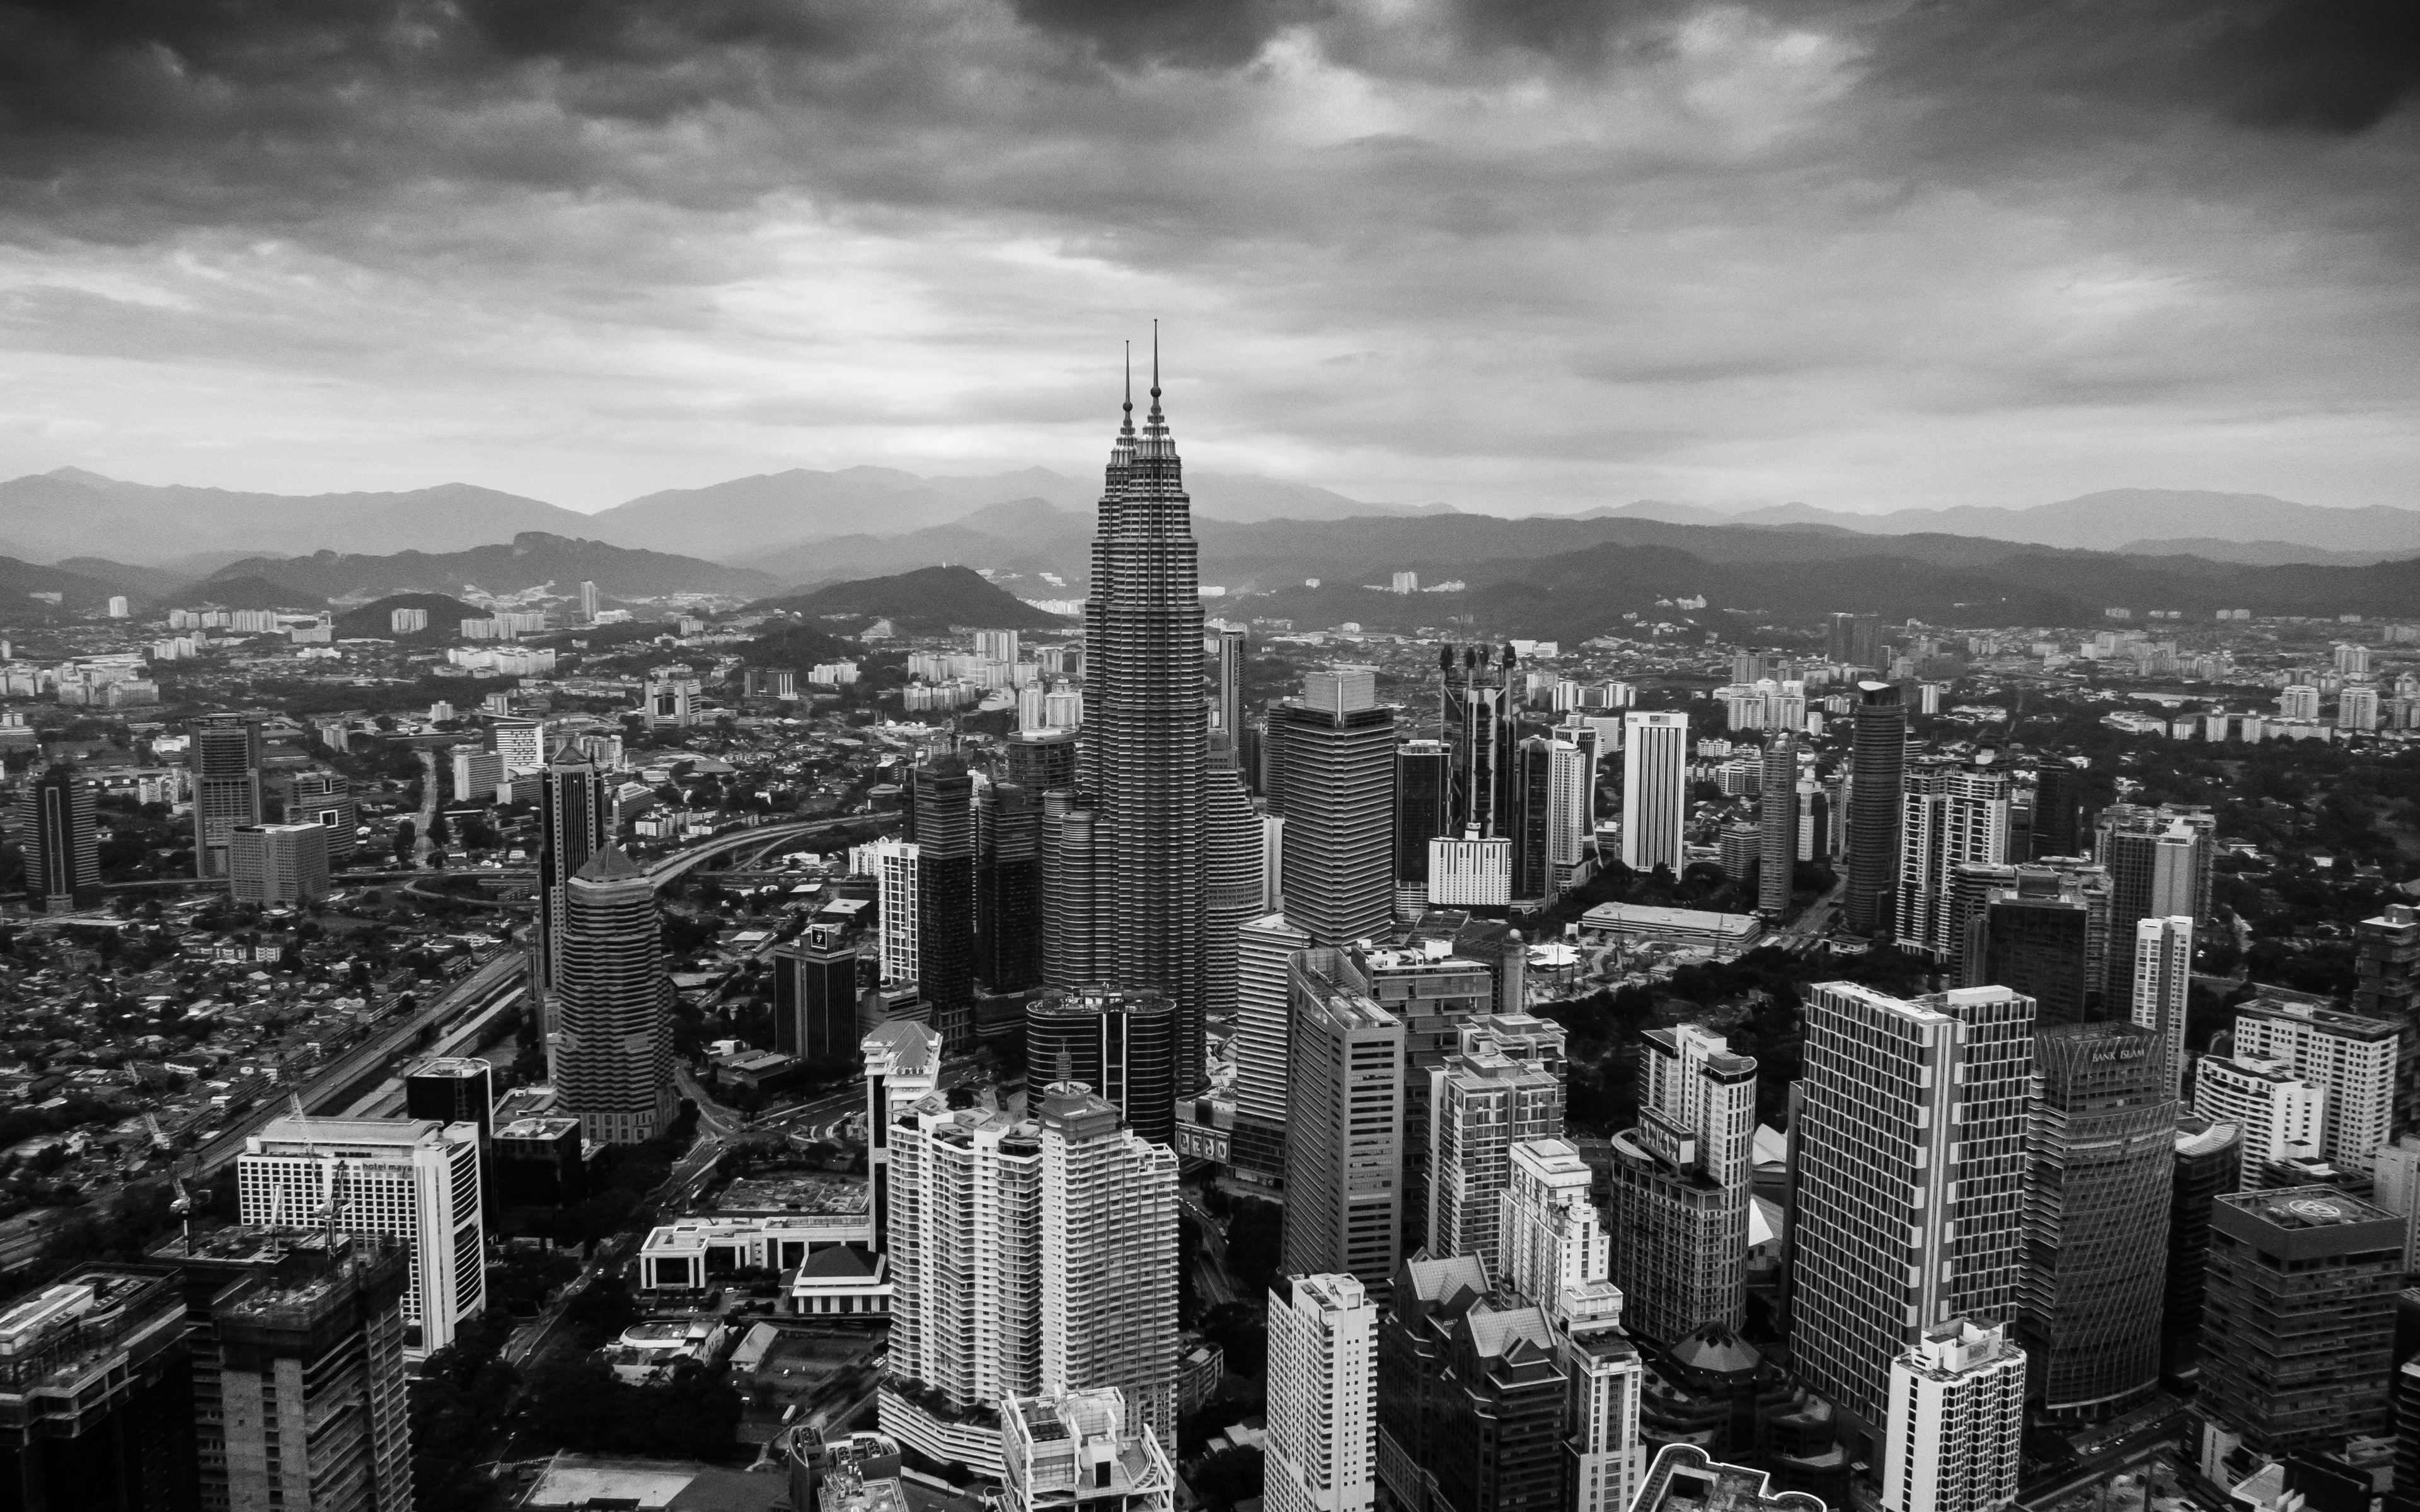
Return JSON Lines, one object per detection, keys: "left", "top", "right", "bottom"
{"left": 1, "top": 0, "right": 2415, "bottom": 515}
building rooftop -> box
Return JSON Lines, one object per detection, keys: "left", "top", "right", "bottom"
{"left": 496, "top": 1114, "right": 582, "bottom": 1142}
{"left": 2237, "top": 997, "right": 2400, "bottom": 1041}
{"left": 1633, "top": 1445, "right": 1828, "bottom": 1512}
{"left": 715, "top": 1171, "right": 870, "bottom": 1217}
{"left": 2218, "top": 1186, "right": 2397, "bottom": 1232}
{"left": 405, "top": 1056, "right": 491, "bottom": 1080}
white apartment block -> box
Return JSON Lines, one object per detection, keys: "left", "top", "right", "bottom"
{"left": 2230, "top": 998, "right": 2397, "bottom": 1174}
{"left": 238, "top": 1116, "right": 484, "bottom": 1359}
{"left": 1622, "top": 713, "right": 1690, "bottom": 873}
{"left": 1426, "top": 835, "right": 1512, "bottom": 908}
{"left": 2192, "top": 1055, "right": 2325, "bottom": 1188}
{"left": 1790, "top": 985, "right": 2035, "bottom": 1438}
{"left": 1427, "top": 1046, "right": 1563, "bottom": 1264}
{"left": 1896, "top": 762, "right": 2010, "bottom": 963}
{"left": 1232, "top": 914, "right": 1311, "bottom": 1183}
{"left": 1266, "top": 1274, "right": 1378, "bottom": 1512}
{"left": 1040, "top": 1087, "right": 1180, "bottom": 1442}
{"left": 1002, "top": 1389, "right": 1173, "bottom": 1512}
{"left": 2130, "top": 916, "right": 2194, "bottom": 1100}
{"left": 873, "top": 839, "right": 921, "bottom": 987}
{"left": 1882, "top": 1320, "right": 2025, "bottom": 1512}
{"left": 1498, "top": 1138, "right": 1644, "bottom": 1512}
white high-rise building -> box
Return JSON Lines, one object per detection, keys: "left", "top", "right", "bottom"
{"left": 1881, "top": 1319, "right": 2026, "bottom": 1512}
{"left": 1896, "top": 759, "right": 2010, "bottom": 963}
{"left": 1427, "top": 1023, "right": 1565, "bottom": 1264}
{"left": 1265, "top": 1274, "right": 1378, "bottom": 1512}
{"left": 1790, "top": 984, "right": 2035, "bottom": 1439}
{"left": 1621, "top": 712, "right": 1689, "bottom": 873}
{"left": 2192, "top": 1055, "right": 2325, "bottom": 1188}
{"left": 861, "top": 1021, "right": 942, "bottom": 1251}
{"left": 2230, "top": 997, "right": 2399, "bottom": 1174}
{"left": 2278, "top": 684, "right": 2320, "bottom": 721}
{"left": 1605, "top": 1026, "right": 1756, "bottom": 1344}
{"left": 2129, "top": 916, "right": 2194, "bottom": 1099}
{"left": 237, "top": 1115, "right": 485, "bottom": 1359}
{"left": 1040, "top": 1084, "right": 1180, "bottom": 1440}
{"left": 1547, "top": 738, "right": 1592, "bottom": 872}
{"left": 1499, "top": 1138, "right": 1645, "bottom": 1512}
{"left": 873, "top": 839, "right": 921, "bottom": 988}
{"left": 2341, "top": 684, "right": 2382, "bottom": 732}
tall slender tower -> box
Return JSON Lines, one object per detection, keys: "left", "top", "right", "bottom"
{"left": 909, "top": 755, "right": 977, "bottom": 1050}
{"left": 1085, "top": 338, "right": 1209, "bottom": 1099}
{"left": 1844, "top": 682, "right": 1906, "bottom": 936}
{"left": 537, "top": 740, "right": 611, "bottom": 1065}
{"left": 554, "top": 847, "right": 675, "bottom": 1145}
{"left": 1757, "top": 735, "right": 1796, "bottom": 915}
{"left": 190, "top": 713, "right": 264, "bottom": 878}
{"left": 16, "top": 761, "right": 96, "bottom": 912}
{"left": 1621, "top": 712, "right": 1688, "bottom": 874}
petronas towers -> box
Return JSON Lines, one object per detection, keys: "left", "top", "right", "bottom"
{"left": 1079, "top": 348, "right": 1211, "bottom": 1094}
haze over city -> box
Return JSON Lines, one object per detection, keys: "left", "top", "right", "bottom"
{"left": 3, "top": 1, "right": 2417, "bottom": 513}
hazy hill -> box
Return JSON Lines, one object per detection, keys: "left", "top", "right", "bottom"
{"left": 1720, "top": 489, "right": 2420, "bottom": 555}
{"left": 171, "top": 575, "right": 318, "bottom": 610}
{"left": 209, "top": 533, "right": 778, "bottom": 602}
{"left": 50, "top": 557, "right": 196, "bottom": 604}
{"left": 0, "top": 556, "right": 117, "bottom": 617}
{"left": 740, "top": 619, "right": 865, "bottom": 676}
{"left": 747, "top": 564, "right": 1073, "bottom": 636}
{"left": 2114, "top": 536, "right": 2399, "bottom": 566}
{"left": 0, "top": 469, "right": 591, "bottom": 563}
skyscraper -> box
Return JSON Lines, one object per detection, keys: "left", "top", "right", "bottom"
{"left": 1006, "top": 727, "right": 1080, "bottom": 793}
{"left": 169, "top": 1229, "right": 415, "bottom": 1512}
{"left": 861, "top": 1020, "right": 942, "bottom": 1251}
{"left": 1083, "top": 348, "right": 1209, "bottom": 1113}
{"left": 403, "top": 1056, "right": 494, "bottom": 1138}
{"left": 1509, "top": 734, "right": 1553, "bottom": 901}
{"left": 908, "top": 756, "right": 976, "bottom": 1051}
{"left": 1880, "top": 1320, "right": 2025, "bottom": 1512}
{"left": 2232, "top": 996, "right": 2398, "bottom": 1174}
{"left": 2031, "top": 761, "right": 2087, "bottom": 859}
{"left": 1896, "top": 756, "right": 2009, "bottom": 961}
{"left": 1604, "top": 1026, "right": 1756, "bottom": 1346}
{"left": 190, "top": 713, "right": 264, "bottom": 878}
{"left": 873, "top": 838, "right": 922, "bottom": 993}
{"left": 2162, "top": 1114, "right": 2240, "bottom": 1385}
{"left": 976, "top": 779, "right": 1044, "bottom": 993}
{"left": 1231, "top": 913, "right": 1310, "bottom": 1184}
{"left": 1620, "top": 711, "right": 1688, "bottom": 874}
{"left": 2100, "top": 814, "right": 2206, "bottom": 1003}
{"left": 580, "top": 578, "right": 599, "bottom": 621}
{"left": 1206, "top": 625, "right": 1246, "bottom": 759}
{"left": 1756, "top": 735, "right": 1795, "bottom": 915}
{"left": 1545, "top": 736, "right": 1591, "bottom": 895}
{"left": 2020, "top": 1022, "right": 2174, "bottom": 1422}
{"left": 1027, "top": 986, "right": 1177, "bottom": 1145}
{"left": 536, "top": 740, "right": 612, "bottom": 1010}
{"left": 2354, "top": 904, "right": 2420, "bottom": 1128}
{"left": 1441, "top": 646, "right": 1519, "bottom": 844}
{"left": 236, "top": 1115, "right": 485, "bottom": 1358}
{"left": 1283, "top": 950, "right": 1407, "bottom": 1298}
{"left": 1826, "top": 612, "right": 1881, "bottom": 669}
{"left": 553, "top": 847, "right": 675, "bottom": 1145}
{"left": 1039, "top": 798, "right": 1103, "bottom": 987}
{"left": 1269, "top": 668, "right": 1397, "bottom": 946}
{"left": 15, "top": 761, "right": 96, "bottom": 912}
{"left": 229, "top": 822, "right": 331, "bottom": 905}
{"left": 1267, "top": 1274, "right": 1379, "bottom": 1512}
{"left": 775, "top": 924, "right": 863, "bottom": 1063}
{"left": 1843, "top": 682, "right": 1906, "bottom": 937}
{"left": 2192, "top": 1055, "right": 2323, "bottom": 1188}
{"left": 1790, "top": 983, "right": 2034, "bottom": 1442}
{"left": 2129, "top": 915, "right": 2192, "bottom": 1097}
{"left": 2199, "top": 1188, "right": 2400, "bottom": 1457}
{"left": 1039, "top": 1084, "right": 1180, "bottom": 1440}
{"left": 1204, "top": 769, "right": 1265, "bottom": 1043}
{"left": 1426, "top": 1034, "right": 1563, "bottom": 1266}
{"left": 1966, "top": 875, "right": 2099, "bottom": 1024}
{"left": 1395, "top": 740, "right": 1453, "bottom": 900}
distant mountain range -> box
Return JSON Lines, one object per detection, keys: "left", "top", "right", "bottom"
{"left": 747, "top": 564, "right": 1073, "bottom": 637}
{"left": 199, "top": 534, "right": 779, "bottom": 605}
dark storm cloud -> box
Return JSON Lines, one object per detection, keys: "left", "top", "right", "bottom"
{"left": 1007, "top": 0, "right": 1334, "bottom": 69}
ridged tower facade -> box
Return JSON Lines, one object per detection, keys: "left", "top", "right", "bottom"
{"left": 555, "top": 845, "right": 676, "bottom": 1145}
{"left": 1084, "top": 345, "right": 1209, "bottom": 1097}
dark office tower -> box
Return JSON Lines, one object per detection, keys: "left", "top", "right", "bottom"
{"left": 1377, "top": 1254, "right": 1569, "bottom": 1512}
{"left": 1395, "top": 740, "right": 1453, "bottom": 890}
{"left": 1204, "top": 770, "right": 1263, "bottom": 1037}
{"left": 1508, "top": 735, "right": 1553, "bottom": 902}
{"left": 0, "top": 1264, "right": 194, "bottom": 1512}
{"left": 168, "top": 1230, "right": 413, "bottom": 1512}
{"left": 279, "top": 769, "right": 357, "bottom": 863}
{"left": 1206, "top": 625, "right": 1246, "bottom": 763}
{"left": 1006, "top": 727, "right": 1080, "bottom": 796}
{"left": 976, "top": 780, "right": 1043, "bottom": 993}
{"left": 2199, "top": 1188, "right": 2400, "bottom": 1457}
{"left": 1269, "top": 669, "right": 1397, "bottom": 946}
{"left": 2020, "top": 1023, "right": 2175, "bottom": 1423}
{"left": 1826, "top": 612, "right": 1881, "bottom": 669}
{"left": 1967, "top": 882, "right": 2094, "bottom": 1024}
{"left": 773, "top": 924, "right": 861, "bottom": 1062}
{"left": 2033, "top": 762, "right": 2085, "bottom": 859}
{"left": 1758, "top": 735, "right": 1797, "bottom": 916}
{"left": 403, "top": 1057, "right": 493, "bottom": 1138}
{"left": 190, "top": 713, "right": 263, "bottom": 878}
{"left": 1084, "top": 349, "right": 1208, "bottom": 1105}
{"left": 1441, "top": 645, "right": 1519, "bottom": 840}
{"left": 1842, "top": 682, "right": 1906, "bottom": 937}
{"left": 2100, "top": 819, "right": 2203, "bottom": 1005}
{"left": 1284, "top": 949, "right": 1407, "bottom": 1297}
{"left": 555, "top": 846, "right": 674, "bottom": 1146}
{"left": 536, "top": 741, "right": 611, "bottom": 1015}
{"left": 907, "top": 755, "right": 976, "bottom": 1051}
{"left": 1040, "top": 796, "right": 1104, "bottom": 986}
{"left": 16, "top": 760, "right": 97, "bottom": 912}
{"left": 2162, "top": 1114, "right": 2240, "bottom": 1386}
{"left": 1026, "top": 986, "right": 1177, "bottom": 1145}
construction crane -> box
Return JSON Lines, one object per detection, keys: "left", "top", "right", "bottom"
{"left": 169, "top": 1169, "right": 195, "bottom": 1255}
{"left": 143, "top": 1114, "right": 172, "bottom": 1154}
